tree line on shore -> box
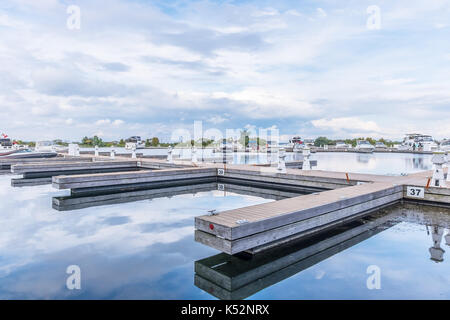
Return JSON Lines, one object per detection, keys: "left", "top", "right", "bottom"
{"left": 13, "top": 134, "right": 400, "bottom": 148}
{"left": 313, "top": 137, "right": 398, "bottom": 147}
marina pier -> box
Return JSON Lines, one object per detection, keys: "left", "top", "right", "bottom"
{"left": 4, "top": 151, "right": 450, "bottom": 256}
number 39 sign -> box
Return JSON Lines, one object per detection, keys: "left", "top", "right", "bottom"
{"left": 406, "top": 186, "right": 425, "bottom": 199}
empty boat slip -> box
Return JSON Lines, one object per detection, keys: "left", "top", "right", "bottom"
{"left": 11, "top": 160, "right": 140, "bottom": 176}
{"left": 10, "top": 160, "right": 145, "bottom": 187}
{"left": 52, "top": 167, "right": 219, "bottom": 195}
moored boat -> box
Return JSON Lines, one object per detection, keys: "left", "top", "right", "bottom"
{"left": 355, "top": 140, "right": 375, "bottom": 152}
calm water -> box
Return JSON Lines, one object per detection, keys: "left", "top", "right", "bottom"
{"left": 85, "top": 147, "right": 434, "bottom": 175}
{"left": 0, "top": 152, "right": 448, "bottom": 299}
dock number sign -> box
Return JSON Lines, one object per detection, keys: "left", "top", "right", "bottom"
{"left": 406, "top": 186, "right": 425, "bottom": 199}
{"left": 218, "top": 169, "right": 225, "bottom": 176}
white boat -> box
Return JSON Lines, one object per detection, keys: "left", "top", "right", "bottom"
{"left": 440, "top": 140, "right": 450, "bottom": 152}
{"left": 0, "top": 136, "right": 14, "bottom": 155}
{"left": 0, "top": 135, "right": 31, "bottom": 156}
{"left": 355, "top": 140, "right": 375, "bottom": 152}
{"left": 399, "top": 134, "right": 438, "bottom": 151}
{"left": 125, "top": 136, "right": 145, "bottom": 150}
{"left": 335, "top": 142, "right": 351, "bottom": 149}
{"left": 415, "top": 135, "right": 438, "bottom": 151}
{"left": 375, "top": 142, "right": 387, "bottom": 149}
{"left": 35, "top": 141, "right": 67, "bottom": 153}
{"left": 290, "top": 136, "right": 304, "bottom": 152}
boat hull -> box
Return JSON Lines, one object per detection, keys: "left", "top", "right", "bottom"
{"left": 0, "top": 151, "right": 58, "bottom": 159}
{"left": 0, "top": 150, "right": 20, "bottom": 157}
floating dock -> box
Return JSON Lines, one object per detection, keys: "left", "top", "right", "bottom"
{"left": 11, "top": 160, "right": 143, "bottom": 186}
{"left": 52, "top": 181, "right": 308, "bottom": 211}
{"left": 195, "top": 166, "right": 449, "bottom": 254}
{"left": 3, "top": 151, "right": 449, "bottom": 255}
{"left": 0, "top": 155, "right": 91, "bottom": 170}
{"left": 195, "top": 210, "right": 398, "bottom": 299}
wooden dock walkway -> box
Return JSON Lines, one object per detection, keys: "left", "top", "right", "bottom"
{"left": 195, "top": 211, "right": 397, "bottom": 299}
{"left": 0, "top": 155, "right": 92, "bottom": 170}
{"left": 44, "top": 153, "right": 450, "bottom": 254}
{"left": 194, "top": 165, "right": 449, "bottom": 254}
{"left": 10, "top": 160, "right": 143, "bottom": 187}
{"left": 5, "top": 151, "right": 447, "bottom": 255}
{"left": 53, "top": 167, "right": 218, "bottom": 195}
{"left": 195, "top": 182, "right": 403, "bottom": 254}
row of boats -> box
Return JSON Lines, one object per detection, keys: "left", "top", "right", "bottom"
{"left": 291, "top": 134, "right": 450, "bottom": 153}
{"left": 215, "top": 134, "right": 449, "bottom": 153}
{"left": 2, "top": 133, "right": 449, "bottom": 158}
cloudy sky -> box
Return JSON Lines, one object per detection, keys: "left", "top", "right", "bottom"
{"left": 0, "top": 0, "right": 449, "bottom": 142}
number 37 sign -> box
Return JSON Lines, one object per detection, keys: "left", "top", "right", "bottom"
{"left": 406, "top": 186, "right": 425, "bottom": 199}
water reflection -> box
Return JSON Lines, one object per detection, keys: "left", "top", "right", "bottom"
{"left": 428, "top": 226, "right": 446, "bottom": 262}
{"left": 0, "top": 175, "right": 274, "bottom": 299}
{"left": 195, "top": 213, "right": 398, "bottom": 300}
{"left": 0, "top": 174, "right": 449, "bottom": 299}
{"left": 53, "top": 182, "right": 308, "bottom": 211}
{"left": 195, "top": 203, "right": 450, "bottom": 300}
{"left": 79, "top": 147, "right": 435, "bottom": 175}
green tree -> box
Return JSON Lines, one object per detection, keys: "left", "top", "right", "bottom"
{"left": 314, "top": 137, "right": 332, "bottom": 147}
{"left": 92, "top": 136, "right": 105, "bottom": 147}
{"left": 151, "top": 137, "right": 160, "bottom": 147}
{"left": 240, "top": 129, "right": 250, "bottom": 148}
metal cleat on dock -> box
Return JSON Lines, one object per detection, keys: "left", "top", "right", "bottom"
{"left": 208, "top": 209, "right": 218, "bottom": 216}
{"left": 68, "top": 143, "right": 80, "bottom": 157}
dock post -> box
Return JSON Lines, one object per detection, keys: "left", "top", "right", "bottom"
{"left": 131, "top": 147, "right": 137, "bottom": 159}
{"left": 302, "top": 147, "right": 311, "bottom": 170}
{"left": 446, "top": 153, "right": 450, "bottom": 183}
{"left": 191, "top": 147, "right": 198, "bottom": 165}
{"left": 431, "top": 151, "right": 446, "bottom": 187}
{"left": 277, "top": 149, "right": 286, "bottom": 173}
{"left": 110, "top": 149, "right": 116, "bottom": 160}
{"left": 68, "top": 144, "right": 80, "bottom": 156}
{"left": 94, "top": 145, "right": 99, "bottom": 157}
{"left": 429, "top": 226, "right": 445, "bottom": 262}
{"left": 167, "top": 147, "right": 173, "bottom": 163}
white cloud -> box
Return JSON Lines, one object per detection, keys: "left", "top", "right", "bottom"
{"left": 317, "top": 8, "right": 327, "bottom": 18}
{"left": 112, "top": 119, "right": 124, "bottom": 126}
{"left": 0, "top": 0, "right": 449, "bottom": 141}
{"left": 95, "top": 119, "right": 111, "bottom": 126}
{"left": 312, "top": 117, "right": 381, "bottom": 133}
